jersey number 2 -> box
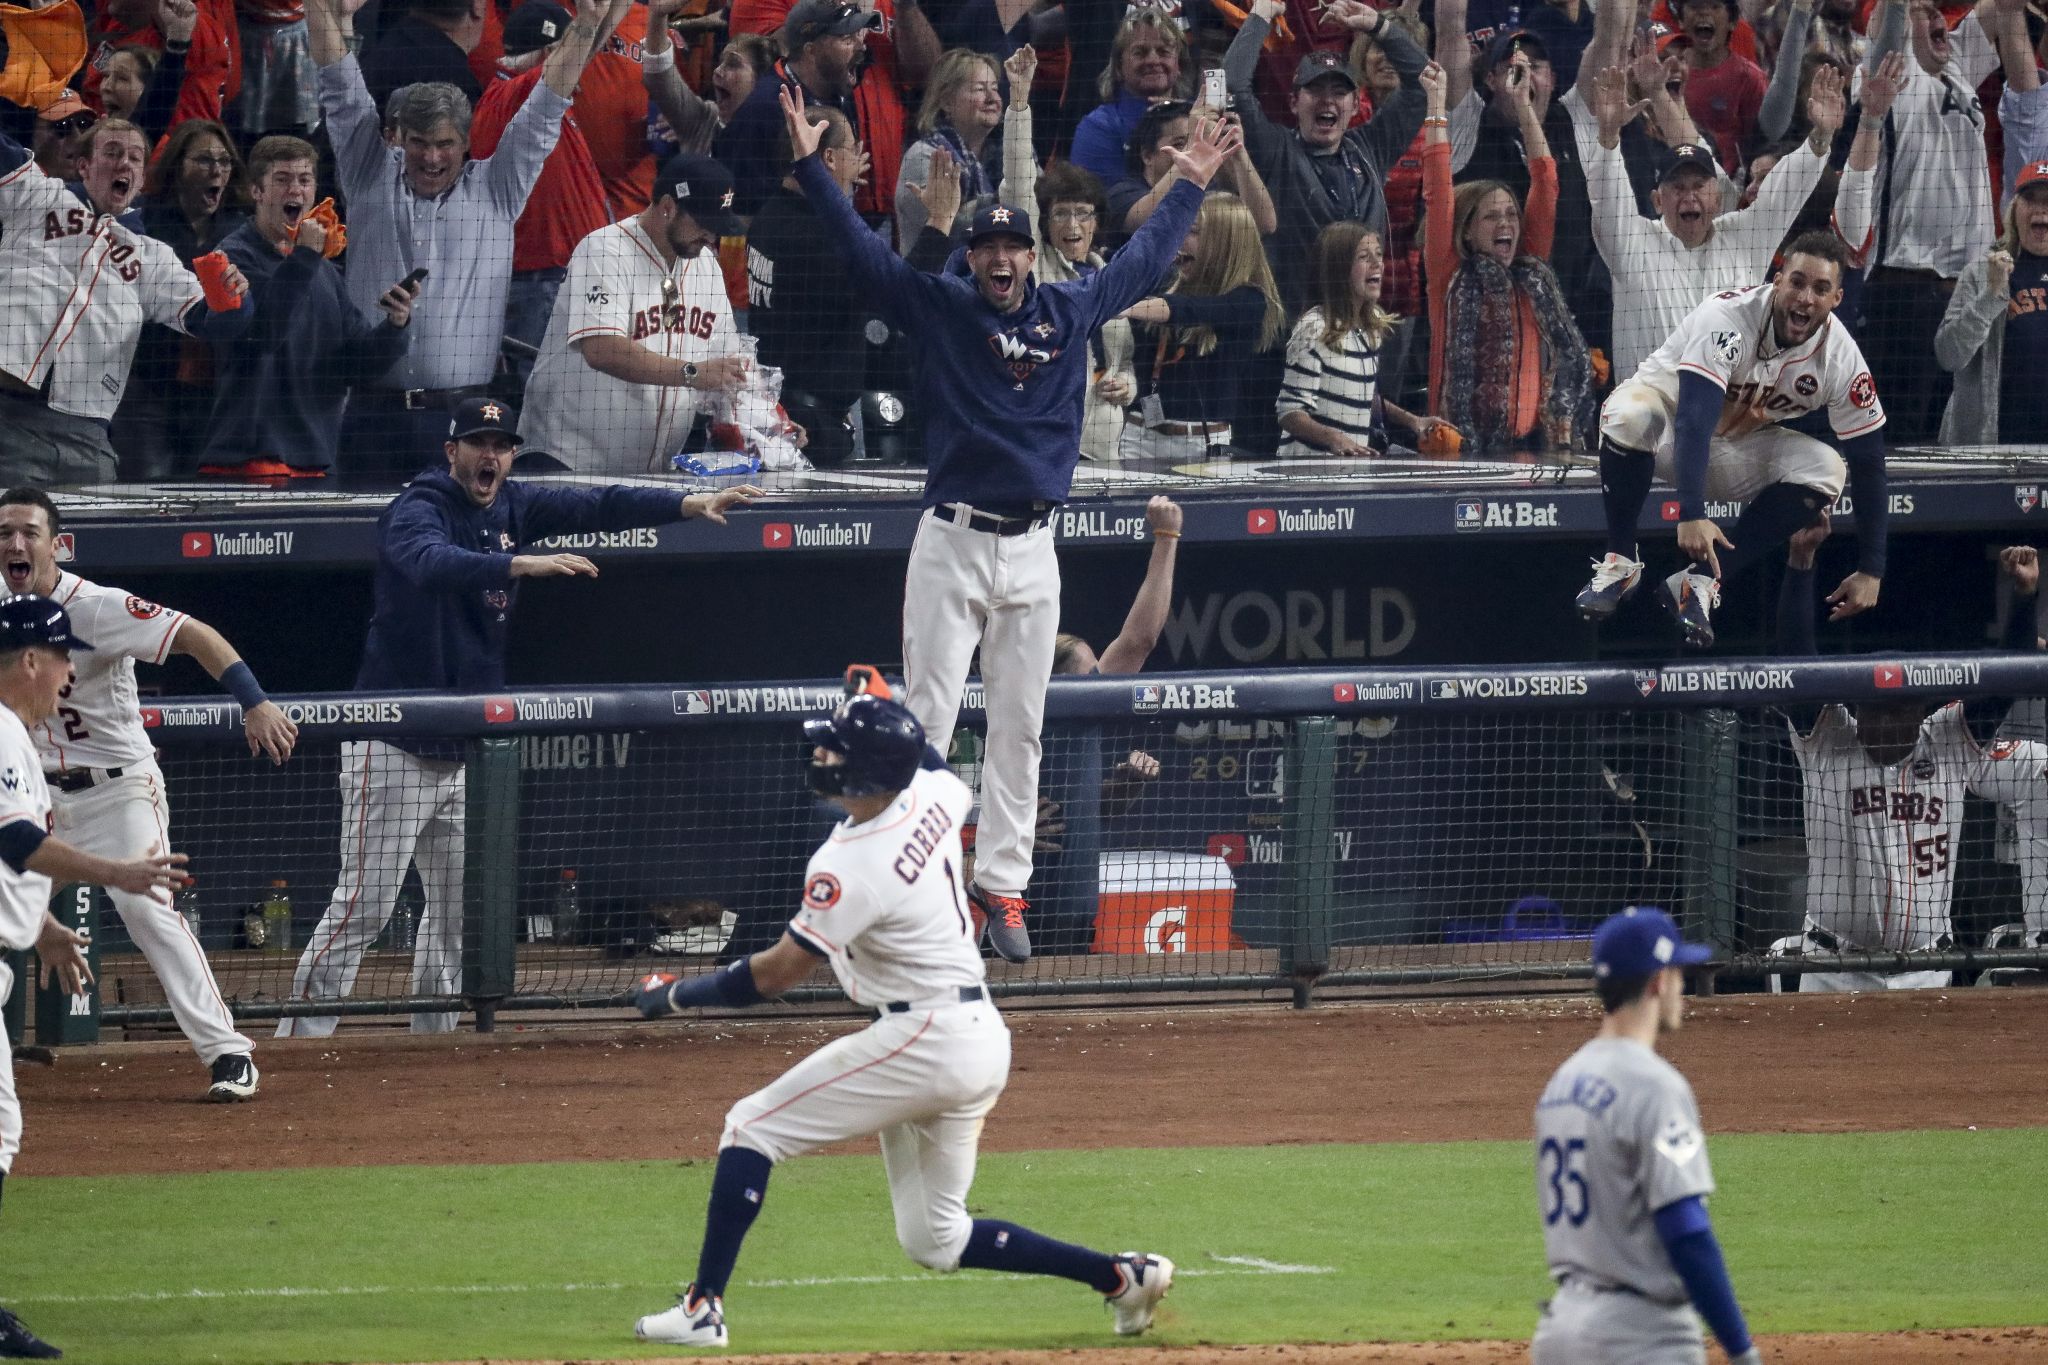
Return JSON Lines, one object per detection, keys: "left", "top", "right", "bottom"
{"left": 56, "top": 681, "right": 88, "bottom": 742}
{"left": 1539, "top": 1137, "right": 1589, "bottom": 1227}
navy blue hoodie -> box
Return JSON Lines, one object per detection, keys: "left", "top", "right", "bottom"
{"left": 794, "top": 154, "right": 1202, "bottom": 508}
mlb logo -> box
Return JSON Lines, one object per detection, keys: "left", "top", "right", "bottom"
{"left": 762, "top": 523, "right": 794, "bottom": 548}
{"left": 1661, "top": 501, "right": 1683, "bottom": 521}
{"left": 672, "top": 690, "right": 712, "bottom": 716}
{"left": 1131, "top": 684, "right": 1163, "bottom": 713}
{"left": 1430, "top": 680, "right": 1460, "bottom": 700}
{"left": 53, "top": 533, "right": 75, "bottom": 562}
{"left": 1873, "top": 663, "right": 1904, "bottom": 690}
{"left": 1205, "top": 833, "right": 1248, "bottom": 867}
{"left": 483, "top": 697, "right": 518, "bottom": 723}
{"left": 1454, "top": 501, "right": 1482, "bottom": 530}
{"left": 2018, "top": 485, "right": 2040, "bottom": 513}
{"left": 1633, "top": 670, "right": 1660, "bottom": 697}
{"left": 1333, "top": 683, "right": 1357, "bottom": 703}
{"left": 181, "top": 532, "right": 214, "bottom": 558}
{"left": 1246, "top": 508, "right": 1277, "bottom": 535}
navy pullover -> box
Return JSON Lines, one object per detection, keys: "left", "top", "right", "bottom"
{"left": 794, "top": 154, "right": 1202, "bottom": 509}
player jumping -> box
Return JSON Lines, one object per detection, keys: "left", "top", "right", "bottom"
{"left": 1531, "top": 907, "right": 1760, "bottom": 1365}
{"left": 630, "top": 672, "right": 1172, "bottom": 1349}
{"left": 1576, "top": 232, "right": 1888, "bottom": 649}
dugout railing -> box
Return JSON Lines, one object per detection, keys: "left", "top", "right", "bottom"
{"left": 11, "top": 658, "right": 2048, "bottom": 1041}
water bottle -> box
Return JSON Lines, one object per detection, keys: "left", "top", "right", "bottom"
{"left": 261, "top": 879, "right": 291, "bottom": 954}
{"left": 553, "top": 869, "right": 581, "bottom": 947}
{"left": 177, "top": 879, "right": 201, "bottom": 944}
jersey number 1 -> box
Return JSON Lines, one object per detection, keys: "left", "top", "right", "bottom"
{"left": 1539, "top": 1137, "right": 1589, "bottom": 1227}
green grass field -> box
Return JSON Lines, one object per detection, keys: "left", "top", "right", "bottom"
{"left": 3, "top": 1130, "right": 2043, "bottom": 1364}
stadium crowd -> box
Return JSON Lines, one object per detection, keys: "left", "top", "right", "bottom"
{"left": 1, "top": 0, "right": 2044, "bottom": 484}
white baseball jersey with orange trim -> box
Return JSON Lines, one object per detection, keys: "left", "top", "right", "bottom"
{"left": 0, "top": 706, "right": 53, "bottom": 954}
{"left": 1627, "top": 283, "right": 1886, "bottom": 441}
{"left": 520, "top": 219, "right": 737, "bottom": 474}
{"left": 33, "top": 571, "right": 188, "bottom": 772}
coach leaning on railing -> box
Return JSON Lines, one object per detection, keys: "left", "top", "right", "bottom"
{"left": 272, "top": 398, "right": 760, "bottom": 1043}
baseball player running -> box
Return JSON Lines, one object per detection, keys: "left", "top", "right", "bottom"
{"left": 630, "top": 677, "right": 1173, "bottom": 1349}
{"left": 1532, "top": 907, "right": 1759, "bottom": 1365}
{"left": 1, "top": 487, "right": 295, "bottom": 1103}
{"left": 0, "top": 594, "right": 189, "bottom": 1360}
{"left": 1576, "top": 232, "right": 1888, "bottom": 649}
{"left": 782, "top": 88, "right": 1237, "bottom": 963}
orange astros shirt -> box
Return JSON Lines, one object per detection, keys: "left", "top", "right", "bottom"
{"left": 575, "top": 0, "right": 656, "bottom": 217}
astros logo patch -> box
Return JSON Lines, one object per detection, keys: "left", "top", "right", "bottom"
{"left": 1849, "top": 372, "right": 1877, "bottom": 408}
{"left": 804, "top": 871, "right": 843, "bottom": 911}
{"left": 125, "top": 596, "right": 163, "bottom": 620}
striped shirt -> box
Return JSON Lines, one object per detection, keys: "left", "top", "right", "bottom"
{"left": 1277, "top": 309, "right": 1383, "bottom": 456}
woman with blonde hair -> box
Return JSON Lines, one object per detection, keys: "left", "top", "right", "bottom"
{"left": 1070, "top": 9, "right": 1194, "bottom": 183}
{"left": 1279, "top": 220, "right": 1450, "bottom": 456}
{"left": 1420, "top": 58, "right": 1595, "bottom": 453}
{"left": 1117, "top": 189, "right": 1286, "bottom": 459}
{"left": 896, "top": 48, "right": 1005, "bottom": 250}
{"left": 1935, "top": 163, "right": 2048, "bottom": 445}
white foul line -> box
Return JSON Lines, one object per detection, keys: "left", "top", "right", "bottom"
{"left": 10, "top": 1256, "right": 1336, "bottom": 1308}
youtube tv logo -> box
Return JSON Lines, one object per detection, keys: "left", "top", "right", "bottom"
{"left": 1247, "top": 508, "right": 1277, "bottom": 535}
{"left": 1333, "top": 683, "right": 1357, "bottom": 703}
{"left": 182, "top": 532, "right": 214, "bottom": 558}
{"left": 483, "top": 697, "right": 517, "bottom": 724}
{"left": 1660, "top": 502, "right": 1683, "bottom": 522}
{"left": 1873, "top": 663, "right": 1904, "bottom": 690}
{"left": 140, "top": 707, "right": 163, "bottom": 728}
{"left": 1206, "top": 833, "right": 1248, "bottom": 866}
{"left": 761, "top": 522, "right": 793, "bottom": 549}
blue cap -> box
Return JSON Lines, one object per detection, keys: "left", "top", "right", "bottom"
{"left": 0, "top": 595, "right": 94, "bottom": 652}
{"left": 1591, "top": 906, "right": 1713, "bottom": 979}
{"left": 449, "top": 396, "right": 522, "bottom": 443}
{"left": 966, "top": 201, "right": 1034, "bottom": 247}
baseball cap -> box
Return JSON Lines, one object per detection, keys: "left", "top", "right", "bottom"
{"left": 656, "top": 152, "right": 744, "bottom": 236}
{"left": 2018, "top": 160, "right": 2048, "bottom": 193}
{"left": 501, "top": 1, "right": 574, "bottom": 56}
{"left": 1657, "top": 143, "right": 1719, "bottom": 185}
{"left": 966, "top": 200, "right": 1034, "bottom": 247}
{"left": 37, "top": 90, "right": 94, "bottom": 131}
{"left": 449, "top": 396, "right": 523, "bottom": 443}
{"left": 1293, "top": 49, "right": 1361, "bottom": 90}
{"left": 1647, "top": 20, "right": 1691, "bottom": 55}
{"left": 1591, "top": 906, "right": 1714, "bottom": 980}
{"left": 0, "top": 596, "right": 94, "bottom": 653}
{"left": 784, "top": 0, "right": 881, "bottom": 48}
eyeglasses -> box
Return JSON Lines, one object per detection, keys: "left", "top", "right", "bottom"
{"left": 1050, "top": 205, "right": 1097, "bottom": 222}
{"left": 187, "top": 154, "right": 236, "bottom": 171}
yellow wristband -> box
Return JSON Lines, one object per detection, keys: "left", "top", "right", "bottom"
{"left": 1153, "top": 529, "right": 1182, "bottom": 539}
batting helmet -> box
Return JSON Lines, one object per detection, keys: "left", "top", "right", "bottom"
{"left": 804, "top": 694, "right": 925, "bottom": 798}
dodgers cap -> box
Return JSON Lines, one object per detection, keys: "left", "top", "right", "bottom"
{"left": 0, "top": 595, "right": 94, "bottom": 652}
{"left": 1591, "top": 906, "right": 1714, "bottom": 980}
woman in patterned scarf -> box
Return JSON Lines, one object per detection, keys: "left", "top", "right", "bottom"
{"left": 895, "top": 48, "right": 1006, "bottom": 251}
{"left": 1419, "top": 57, "right": 1596, "bottom": 455}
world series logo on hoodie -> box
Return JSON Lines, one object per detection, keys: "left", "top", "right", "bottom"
{"left": 988, "top": 327, "right": 1060, "bottom": 388}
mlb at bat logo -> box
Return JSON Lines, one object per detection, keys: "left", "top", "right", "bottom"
{"left": 1131, "top": 683, "right": 1164, "bottom": 713}
{"left": 1454, "top": 501, "right": 1482, "bottom": 530}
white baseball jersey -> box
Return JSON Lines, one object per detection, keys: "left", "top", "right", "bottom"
{"left": 787, "top": 764, "right": 986, "bottom": 1009}
{"left": 0, "top": 706, "right": 53, "bottom": 952}
{"left": 33, "top": 572, "right": 188, "bottom": 771}
{"left": 520, "top": 219, "right": 738, "bottom": 474}
{"left": 1628, "top": 283, "right": 1885, "bottom": 441}
{"left": 0, "top": 157, "right": 207, "bottom": 422}
{"left": 1791, "top": 703, "right": 2048, "bottom": 951}
{"left": 1865, "top": 14, "right": 2000, "bottom": 277}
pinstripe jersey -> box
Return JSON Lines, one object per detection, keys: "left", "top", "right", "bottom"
{"left": 27, "top": 573, "right": 186, "bottom": 772}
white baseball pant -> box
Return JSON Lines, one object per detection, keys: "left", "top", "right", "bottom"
{"left": 278, "top": 740, "right": 464, "bottom": 1037}
{"left": 1532, "top": 1279, "right": 1707, "bottom": 1365}
{"left": 52, "top": 762, "right": 251, "bottom": 1064}
{"left": 901, "top": 509, "right": 1060, "bottom": 898}
{"left": 1, "top": 961, "right": 18, "bottom": 1176}
{"left": 720, "top": 999, "right": 1010, "bottom": 1271}
{"left": 1601, "top": 379, "right": 1847, "bottom": 501}
{"left": 1795, "top": 920, "right": 1952, "bottom": 993}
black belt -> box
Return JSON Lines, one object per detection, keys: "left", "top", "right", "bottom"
{"left": 1806, "top": 927, "right": 1952, "bottom": 953}
{"left": 46, "top": 766, "right": 124, "bottom": 793}
{"left": 365, "top": 384, "right": 491, "bottom": 413}
{"left": 879, "top": 985, "right": 983, "bottom": 1015}
{"left": 935, "top": 503, "right": 1049, "bottom": 536}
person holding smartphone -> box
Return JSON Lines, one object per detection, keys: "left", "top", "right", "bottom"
{"left": 201, "top": 136, "right": 422, "bottom": 477}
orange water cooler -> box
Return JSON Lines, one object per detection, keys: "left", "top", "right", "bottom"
{"left": 1091, "top": 852, "right": 1242, "bottom": 955}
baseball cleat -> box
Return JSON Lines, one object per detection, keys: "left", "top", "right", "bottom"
{"left": 1575, "top": 552, "right": 1645, "bottom": 621}
{"left": 1105, "top": 1252, "right": 1173, "bottom": 1335}
{"left": 634, "top": 973, "right": 682, "bottom": 1019}
{"left": 1658, "top": 567, "right": 1721, "bottom": 650}
{"left": 205, "top": 1053, "right": 258, "bottom": 1103}
{"left": 0, "top": 1303, "right": 61, "bottom": 1358}
{"left": 635, "top": 1285, "right": 728, "bottom": 1347}
{"left": 969, "top": 884, "right": 1032, "bottom": 964}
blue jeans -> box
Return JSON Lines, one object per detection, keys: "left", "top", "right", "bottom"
{"left": 503, "top": 268, "right": 566, "bottom": 387}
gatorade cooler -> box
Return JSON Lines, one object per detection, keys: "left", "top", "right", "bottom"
{"left": 1092, "top": 851, "right": 1241, "bottom": 955}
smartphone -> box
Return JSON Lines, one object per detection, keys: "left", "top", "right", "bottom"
{"left": 1202, "top": 67, "right": 1227, "bottom": 109}
{"left": 400, "top": 267, "right": 430, "bottom": 291}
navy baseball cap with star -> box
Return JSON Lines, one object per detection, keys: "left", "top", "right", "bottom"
{"left": 450, "top": 396, "right": 523, "bottom": 444}
{"left": 501, "top": 0, "right": 573, "bottom": 56}
{"left": 966, "top": 201, "right": 1034, "bottom": 247}
{"left": 0, "top": 595, "right": 94, "bottom": 652}
{"left": 657, "top": 152, "right": 744, "bottom": 237}
{"left": 1293, "top": 49, "right": 1361, "bottom": 90}
{"left": 1591, "top": 906, "right": 1714, "bottom": 980}
{"left": 1657, "top": 143, "right": 1719, "bottom": 186}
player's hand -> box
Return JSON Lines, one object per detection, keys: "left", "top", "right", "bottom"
{"left": 157, "top": 0, "right": 198, "bottom": 43}
{"left": 1161, "top": 112, "right": 1241, "bottom": 190}
{"left": 915, "top": 145, "right": 962, "bottom": 232}
{"left": 1119, "top": 296, "right": 1172, "bottom": 324}
{"left": 1113, "top": 750, "right": 1161, "bottom": 781}
{"left": 510, "top": 552, "right": 601, "bottom": 578}
{"left": 243, "top": 699, "right": 299, "bottom": 765}
{"left": 1859, "top": 51, "right": 1908, "bottom": 122}
{"left": 1591, "top": 66, "right": 1649, "bottom": 148}
{"left": 1095, "top": 371, "right": 1135, "bottom": 404}
{"left": 1677, "top": 518, "right": 1732, "bottom": 579}
{"left": 1826, "top": 570, "right": 1880, "bottom": 620}
{"left": 1805, "top": 62, "right": 1845, "bottom": 144}
{"left": 2000, "top": 545, "right": 2038, "bottom": 596}
{"left": 1032, "top": 795, "right": 1065, "bottom": 853}
{"left": 108, "top": 844, "right": 191, "bottom": 903}
{"left": 688, "top": 354, "right": 751, "bottom": 391}
{"left": 1987, "top": 247, "right": 2015, "bottom": 296}
{"left": 1145, "top": 494, "right": 1182, "bottom": 536}
{"left": 378, "top": 277, "right": 418, "bottom": 327}
{"left": 683, "top": 484, "right": 763, "bottom": 524}
{"left": 1786, "top": 505, "right": 1832, "bottom": 570}
{"left": 1004, "top": 43, "right": 1037, "bottom": 109}
{"left": 778, "top": 85, "right": 829, "bottom": 162}
{"left": 34, "top": 913, "right": 93, "bottom": 995}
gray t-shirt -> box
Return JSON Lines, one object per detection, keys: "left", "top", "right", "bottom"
{"left": 1533, "top": 1036, "right": 1715, "bottom": 1303}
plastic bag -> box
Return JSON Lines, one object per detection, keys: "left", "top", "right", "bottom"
{"left": 710, "top": 341, "right": 810, "bottom": 472}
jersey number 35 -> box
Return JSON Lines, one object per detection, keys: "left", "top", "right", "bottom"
{"left": 1539, "top": 1137, "right": 1589, "bottom": 1227}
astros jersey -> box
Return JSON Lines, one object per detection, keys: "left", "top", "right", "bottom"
{"left": 0, "top": 705, "right": 54, "bottom": 952}
{"left": 520, "top": 219, "right": 737, "bottom": 474}
{"left": 1791, "top": 704, "right": 2048, "bottom": 951}
{"left": 0, "top": 153, "right": 208, "bottom": 422}
{"left": 1627, "top": 284, "right": 1885, "bottom": 441}
{"left": 33, "top": 572, "right": 188, "bottom": 772}
{"left": 787, "top": 765, "right": 987, "bottom": 1008}
{"left": 1533, "top": 1037, "right": 1715, "bottom": 1303}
